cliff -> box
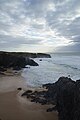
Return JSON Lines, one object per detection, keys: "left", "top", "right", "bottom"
{"left": 0, "top": 51, "right": 51, "bottom": 58}
{"left": 0, "top": 52, "right": 38, "bottom": 71}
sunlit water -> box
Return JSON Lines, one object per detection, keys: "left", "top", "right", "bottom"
{"left": 22, "top": 52, "right": 80, "bottom": 87}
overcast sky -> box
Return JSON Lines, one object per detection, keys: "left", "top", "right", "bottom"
{"left": 0, "top": 0, "right": 80, "bottom": 53}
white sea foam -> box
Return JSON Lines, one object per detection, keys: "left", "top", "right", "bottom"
{"left": 22, "top": 53, "right": 80, "bottom": 87}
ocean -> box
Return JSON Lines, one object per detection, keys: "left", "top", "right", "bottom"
{"left": 22, "top": 52, "right": 80, "bottom": 87}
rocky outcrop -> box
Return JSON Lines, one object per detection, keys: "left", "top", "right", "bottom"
{"left": 55, "top": 77, "right": 76, "bottom": 120}
{"left": 22, "top": 77, "right": 80, "bottom": 120}
{"left": 73, "top": 80, "right": 80, "bottom": 120}
{"left": 26, "top": 58, "right": 38, "bottom": 66}
{"left": 0, "top": 52, "right": 38, "bottom": 70}
{"left": 0, "top": 67, "right": 6, "bottom": 72}
{"left": 44, "top": 77, "right": 80, "bottom": 120}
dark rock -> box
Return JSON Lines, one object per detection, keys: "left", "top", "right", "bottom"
{"left": 26, "top": 58, "right": 39, "bottom": 66}
{"left": 36, "top": 98, "right": 46, "bottom": 104}
{"left": 46, "top": 106, "right": 57, "bottom": 112}
{"left": 13, "top": 67, "right": 21, "bottom": 70}
{"left": 17, "top": 88, "right": 22, "bottom": 90}
{"left": 25, "top": 66, "right": 30, "bottom": 68}
{"left": 56, "top": 77, "right": 75, "bottom": 120}
{"left": 29, "top": 96, "right": 35, "bottom": 99}
{"left": 0, "top": 67, "right": 6, "bottom": 72}
{"left": 0, "top": 52, "right": 27, "bottom": 69}
{"left": 26, "top": 94, "right": 31, "bottom": 98}
{"left": 41, "top": 99, "right": 47, "bottom": 105}
{"left": 21, "top": 90, "right": 33, "bottom": 96}
{"left": 39, "top": 59, "right": 42, "bottom": 61}
{"left": 30, "top": 97, "right": 47, "bottom": 104}
{"left": 43, "top": 83, "right": 54, "bottom": 89}
{"left": 54, "top": 77, "right": 80, "bottom": 120}
{"left": 73, "top": 81, "right": 80, "bottom": 120}
{"left": 31, "top": 99, "right": 36, "bottom": 102}
{"left": 0, "top": 72, "right": 5, "bottom": 75}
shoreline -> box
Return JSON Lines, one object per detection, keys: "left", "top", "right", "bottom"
{"left": 0, "top": 74, "right": 58, "bottom": 120}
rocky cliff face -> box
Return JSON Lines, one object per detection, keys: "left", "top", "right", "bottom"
{"left": 55, "top": 77, "right": 76, "bottom": 120}
{"left": 0, "top": 52, "right": 38, "bottom": 70}
{"left": 44, "top": 77, "right": 80, "bottom": 120}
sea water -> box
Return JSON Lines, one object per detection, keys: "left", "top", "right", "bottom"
{"left": 22, "top": 52, "right": 80, "bottom": 87}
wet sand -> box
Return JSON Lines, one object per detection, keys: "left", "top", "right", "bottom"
{"left": 0, "top": 75, "right": 28, "bottom": 92}
{"left": 0, "top": 75, "right": 58, "bottom": 120}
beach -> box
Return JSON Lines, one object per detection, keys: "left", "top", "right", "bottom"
{"left": 0, "top": 74, "right": 58, "bottom": 120}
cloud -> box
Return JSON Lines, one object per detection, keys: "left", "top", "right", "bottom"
{"left": 56, "top": 43, "right": 80, "bottom": 52}
{"left": 0, "top": 0, "right": 80, "bottom": 52}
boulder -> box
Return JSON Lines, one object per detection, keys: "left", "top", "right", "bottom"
{"left": 21, "top": 90, "right": 33, "bottom": 96}
{"left": 26, "top": 58, "right": 39, "bottom": 66}
{"left": 17, "top": 88, "right": 22, "bottom": 90}
{"left": 39, "top": 59, "right": 42, "bottom": 61}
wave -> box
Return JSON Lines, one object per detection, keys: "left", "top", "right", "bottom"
{"left": 52, "top": 62, "right": 80, "bottom": 71}
{"left": 22, "top": 56, "right": 80, "bottom": 87}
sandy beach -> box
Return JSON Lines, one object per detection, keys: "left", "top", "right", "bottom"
{"left": 0, "top": 74, "right": 58, "bottom": 120}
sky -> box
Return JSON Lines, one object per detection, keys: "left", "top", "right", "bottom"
{"left": 0, "top": 0, "right": 80, "bottom": 53}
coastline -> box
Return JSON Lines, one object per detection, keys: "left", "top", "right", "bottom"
{"left": 0, "top": 73, "right": 58, "bottom": 120}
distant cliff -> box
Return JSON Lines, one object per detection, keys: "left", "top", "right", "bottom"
{"left": 0, "top": 51, "right": 51, "bottom": 58}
